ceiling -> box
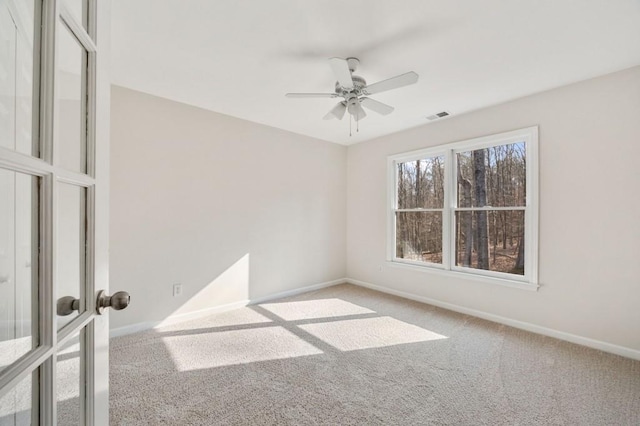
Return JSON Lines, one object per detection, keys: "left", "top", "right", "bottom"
{"left": 111, "top": 0, "right": 640, "bottom": 145}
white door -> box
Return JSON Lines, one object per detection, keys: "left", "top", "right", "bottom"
{"left": 0, "top": 0, "right": 114, "bottom": 424}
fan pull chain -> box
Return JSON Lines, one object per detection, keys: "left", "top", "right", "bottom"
{"left": 357, "top": 118, "right": 359, "bottom": 133}
{"left": 349, "top": 114, "right": 352, "bottom": 137}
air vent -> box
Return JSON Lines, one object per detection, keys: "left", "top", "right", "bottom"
{"left": 426, "top": 111, "right": 450, "bottom": 121}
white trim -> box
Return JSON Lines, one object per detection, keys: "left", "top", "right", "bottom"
{"left": 247, "top": 278, "right": 345, "bottom": 305}
{"left": 443, "top": 144, "right": 453, "bottom": 269}
{"left": 109, "top": 321, "right": 161, "bottom": 339}
{"left": 389, "top": 127, "right": 538, "bottom": 160}
{"left": 0, "top": 148, "right": 96, "bottom": 187}
{"left": 450, "top": 264, "right": 529, "bottom": 283}
{"left": 526, "top": 126, "right": 539, "bottom": 286}
{"left": 386, "top": 155, "right": 396, "bottom": 261}
{"left": 453, "top": 206, "right": 526, "bottom": 211}
{"left": 387, "top": 260, "right": 538, "bottom": 291}
{"left": 109, "top": 278, "right": 346, "bottom": 338}
{"left": 39, "top": 0, "right": 57, "bottom": 422}
{"left": 59, "top": 4, "right": 97, "bottom": 53}
{"left": 391, "top": 257, "right": 447, "bottom": 270}
{"left": 156, "top": 300, "right": 251, "bottom": 328}
{"left": 92, "top": 0, "right": 111, "bottom": 423}
{"left": 345, "top": 278, "right": 640, "bottom": 361}
{"left": 389, "top": 148, "right": 448, "bottom": 167}
{"left": 395, "top": 208, "right": 444, "bottom": 212}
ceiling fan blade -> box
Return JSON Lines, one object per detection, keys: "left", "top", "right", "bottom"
{"left": 360, "top": 97, "right": 395, "bottom": 115}
{"left": 323, "top": 102, "right": 347, "bottom": 120}
{"left": 328, "top": 57, "right": 354, "bottom": 90}
{"left": 362, "top": 71, "right": 419, "bottom": 95}
{"left": 285, "top": 93, "right": 338, "bottom": 98}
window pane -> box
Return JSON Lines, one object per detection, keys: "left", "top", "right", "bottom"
{"left": 0, "top": 169, "right": 38, "bottom": 373}
{"left": 57, "top": 183, "right": 86, "bottom": 330}
{"left": 57, "top": 329, "right": 83, "bottom": 425}
{"left": 397, "top": 156, "right": 445, "bottom": 209}
{"left": 396, "top": 211, "right": 442, "bottom": 264}
{"left": 55, "top": 23, "right": 87, "bottom": 173}
{"left": 456, "top": 142, "right": 526, "bottom": 208}
{"left": 63, "top": 0, "right": 88, "bottom": 31}
{"left": 0, "top": 1, "right": 36, "bottom": 156}
{"left": 0, "top": 369, "right": 33, "bottom": 424}
{"left": 455, "top": 210, "right": 525, "bottom": 275}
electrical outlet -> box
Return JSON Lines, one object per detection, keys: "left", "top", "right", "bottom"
{"left": 173, "top": 283, "right": 183, "bottom": 297}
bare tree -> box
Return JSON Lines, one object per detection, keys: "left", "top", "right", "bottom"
{"left": 514, "top": 235, "right": 525, "bottom": 274}
{"left": 457, "top": 156, "right": 473, "bottom": 267}
{"left": 473, "top": 149, "right": 489, "bottom": 270}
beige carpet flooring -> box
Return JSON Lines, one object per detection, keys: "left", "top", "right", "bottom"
{"left": 110, "top": 284, "right": 640, "bottom": 425}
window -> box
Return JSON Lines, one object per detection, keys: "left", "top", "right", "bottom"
{"left": 388, "top": 127, "right": 538, "bottom": 289}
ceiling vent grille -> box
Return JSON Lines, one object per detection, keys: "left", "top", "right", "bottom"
{"left": 426, "top": 111, "right": 450, "bottom": 121}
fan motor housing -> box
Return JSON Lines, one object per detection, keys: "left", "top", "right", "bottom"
{"left": 335, "top": 75, "right": 367, "bottom": 96}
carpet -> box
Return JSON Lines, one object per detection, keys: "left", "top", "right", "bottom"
{"left": 110, "top": 284, "right": 640, "bottom": 425}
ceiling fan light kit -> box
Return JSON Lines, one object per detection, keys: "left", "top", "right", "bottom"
{"left": 286, "top": 57, "right": 419, "bottom": 135}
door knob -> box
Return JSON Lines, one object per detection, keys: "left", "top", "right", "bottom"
{"left": 96, "top": 290, "right": 130, "bottom": 314}
{"left": 57, "top": 296, "right": 80, "bottom": 316}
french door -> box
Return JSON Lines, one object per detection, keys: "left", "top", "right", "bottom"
{"left": 0, "top": 0, "right": 111, "bottom": 424}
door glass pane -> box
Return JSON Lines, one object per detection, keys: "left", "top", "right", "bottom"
{"left": 57, "top": 329, "right": 83, "bottom": 425}
{"left": 455, "top": 210, "right": 525, "bottom": 275}
{"left": 55, "top": 23, "right": 87, "bottom": 173}
{"left": 63, "top": 0, "right": 88, "bottom": 31}
{"left": 0, "top": 168, "right": 38, "bottom": 373}
{"left": 0, "top": 1, "right": 36, "bottom": 156}
{"left": 395, "top": 211, "right": 443, "bottom": 264}
{"left": 0, "top": 369, "right": 33, "bottom": 425}
{"left": 57, "top": 183, "right": 86, "bottom": 330}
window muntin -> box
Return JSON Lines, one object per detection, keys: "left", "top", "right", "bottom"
{"left": 388, "top": 127, "right": 538, "bottom": 286}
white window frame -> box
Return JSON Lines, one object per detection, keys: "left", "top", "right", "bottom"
{"left": 387, "top": 126, "right": 539, "bottom": 291}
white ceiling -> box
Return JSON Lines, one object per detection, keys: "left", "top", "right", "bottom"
{"left": 111, "top": 0, "right": 640, "bottom": 145}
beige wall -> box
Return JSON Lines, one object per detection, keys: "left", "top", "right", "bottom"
{"left": 111, "top": 67, "right": 640, "bottom": 354}
{"left": 110, "top": 86, "right": 347, "bottom": 331}
{"left": 347, "top": 66, "right": 640, "bottom": 352}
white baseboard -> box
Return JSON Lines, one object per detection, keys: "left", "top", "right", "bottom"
{"left": 157, "top": 300, "right": 251, "bottom": 328}
{"left": 110, "top": 278, "right": 346, "bottom": 338}
{"left": 110, "top": 321, "right": 163, "bottom": 339}
{"left": 248, "top": 278, "right": 346, "bottom": 305}
{"left": 346, "top": 278, "right": 640, "bottom": 361}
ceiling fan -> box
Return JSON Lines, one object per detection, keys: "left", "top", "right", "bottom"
{"left": 285, "top": 57, "right": 419, "bottom": 122}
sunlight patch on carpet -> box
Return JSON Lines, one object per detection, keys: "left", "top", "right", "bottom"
{"left": 0, "top": 336, "right": 31, "bottom": 371}
{"left": 260, "top": 298, "right": 374, "bottom": 321}
{"left": 162, "top": 326, "right": 323, "bottom": 370}
{"left": 298, "top": 316, "right": 447, "bottom": 351}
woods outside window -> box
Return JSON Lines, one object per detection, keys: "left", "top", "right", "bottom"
{"left": 388, "top": 127, "right": 538, "bottom": 289}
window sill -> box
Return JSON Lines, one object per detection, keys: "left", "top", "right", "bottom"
{"left": 386, "top": 260, "right": 540, "bottom": 292}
